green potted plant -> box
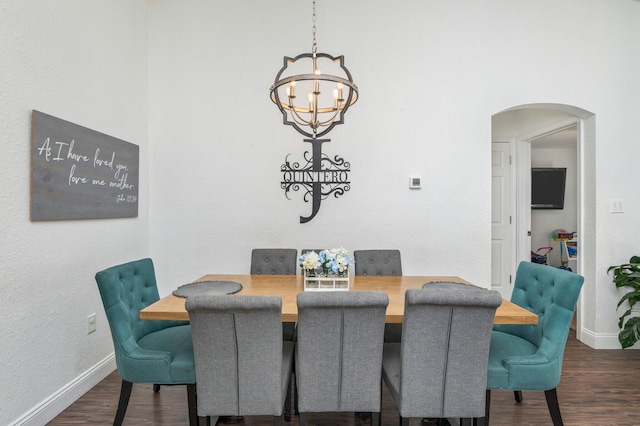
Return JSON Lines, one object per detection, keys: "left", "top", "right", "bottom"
{"left": 608, "top": 256, "right": 640, "bottom": 348}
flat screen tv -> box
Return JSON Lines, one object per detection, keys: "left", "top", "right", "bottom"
{"left": 531, "top": 168, "right": 566, "bottom": 209}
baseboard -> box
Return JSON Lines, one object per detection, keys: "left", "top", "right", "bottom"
{"left": 10, "top": 353, "right": 116, "bottom": 426}
{"left": 578, "top": 327, "right": 623, "bottom": 349}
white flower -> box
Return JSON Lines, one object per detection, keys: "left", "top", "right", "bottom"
{"left": 299, "top": 251, "right": 321, "bottom": 270}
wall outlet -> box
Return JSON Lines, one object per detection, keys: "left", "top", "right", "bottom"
{"left": 87, "top": 313, "right": 97, "bottom": 334}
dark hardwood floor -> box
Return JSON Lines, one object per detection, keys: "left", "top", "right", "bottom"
{"left": 49, "top": 331, "right": 640, "bottom": 425}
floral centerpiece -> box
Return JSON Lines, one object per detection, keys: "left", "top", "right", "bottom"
{"left": 299, "top": 247, "right": 354, "bottom": 291}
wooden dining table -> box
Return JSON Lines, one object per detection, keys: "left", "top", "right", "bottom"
{"left": 140, "top": 274, "right": 537, "bottom": 325}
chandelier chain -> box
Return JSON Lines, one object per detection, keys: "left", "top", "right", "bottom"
{"left": 312, "top": 0, "right": 317, "bottom": 54}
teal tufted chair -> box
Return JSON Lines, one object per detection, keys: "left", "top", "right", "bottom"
{"left": 486, "top": 261, "right": 584, "bottom": 426}
{"left": 95, "top": 258, "right": 197, "bottom": 426}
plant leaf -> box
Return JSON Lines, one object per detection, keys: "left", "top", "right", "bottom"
{"left": 619, "top": 317, "right": 640, "bottom": 348}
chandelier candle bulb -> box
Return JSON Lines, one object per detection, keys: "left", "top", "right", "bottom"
{"left": 287, "top": 83, "right": 296, "bottom": 98}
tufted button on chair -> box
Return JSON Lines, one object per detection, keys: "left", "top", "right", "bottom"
{"left": 251, "top": 248, "right": 298, "bottom": 275}
{"left": 95, "top": 258, "right": 196, "bottom": 426}
{"left": 354, "top": 250, "right": 402, "bottom": 276}
{"left": 486, "top": 261, "right": 584, "bottom": 426}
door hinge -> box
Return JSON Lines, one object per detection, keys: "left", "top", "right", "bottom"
{"left": 510, "top": 216, "right": 512, "bottom": 225}
{"left": 527, "top": 230, "right": 532, "bottom": 236}
{"left": 509, "top": 274, "right": 512, "bottom": 284}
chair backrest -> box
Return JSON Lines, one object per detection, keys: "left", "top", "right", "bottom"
{"left": 300, "top": 249, "right": 323, "bottom": 256}
{"left": 398, "top": 285, "right": 502, "bottom": 418}
{"left": 353, "top": 249, "right": 402, "bottom": 276}
{"left": 494, "top": 261, "right": 584, "bottom": 379}
{"left": 95, "top": 258, "right": 187, "bottom": 381}
{"left": 185, "top": 295, "right": 285, "bottom": 417}
{"left": 250, "top": 248, "right": 297, "bottom": 275}
{"left": 295, "top": 291, "right": 389, "bottom": 413}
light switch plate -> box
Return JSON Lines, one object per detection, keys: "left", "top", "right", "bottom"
{"left": 610, "top": 199, "right": 624, "bottom": 213}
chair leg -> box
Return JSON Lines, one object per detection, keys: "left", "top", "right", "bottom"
{"left": 514, "top": 390, "right": 523, "bottom": 403}
{"left": 473, "top": 417, "right": 486, "bottom": 426}
{"left": 400, "top": 416, "right": 410, "bottom": 426}
{"left": 544, "top": 388, "right": 564, "bottom": 426}
{"left": 198, "top": 416, "right": 210, "bottom": 426}
{"left": 113, "top": 380, "right": 133, "bottom": 426}
{"left": 484, "top": 390, "right": 491, "bottom": 426}
{"left": 187, "top": 384, "right": 198, "bottom": 426}
{"left": 284, "top": 377, "right": 292, "bottom": 422}
{"left": 375, "top": 378, "right": 382, "bottom": 426}
{"left": 460, "top": 419, "right": 472, "bottom": 426}
{"left": 293, "top": 371, "right": 299, "bottom": 415}
{"left": 153, "top": 384, "right": 161, "bottom": 393}
{"left": 371, "top": 411, "right": 380, "bottom": 426}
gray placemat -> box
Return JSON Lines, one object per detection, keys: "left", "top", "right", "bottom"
{"left": 172, "top": 281, "right": 243, "bottom": 298}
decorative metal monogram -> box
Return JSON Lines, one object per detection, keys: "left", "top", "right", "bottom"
{"left": 281, "top": 138, "right": 350, "bottom": 223}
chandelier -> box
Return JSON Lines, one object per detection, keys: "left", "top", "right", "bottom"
{"left": 270, "top": 0, "right": 358, "bottom": 139}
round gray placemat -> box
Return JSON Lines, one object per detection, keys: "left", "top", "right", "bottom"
{"left": 172, "top": 281, "right": 243, "bottom": 298}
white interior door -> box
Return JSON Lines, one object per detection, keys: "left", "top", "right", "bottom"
{"left": 491, "top": 141, "right": 514, "bottom": 300}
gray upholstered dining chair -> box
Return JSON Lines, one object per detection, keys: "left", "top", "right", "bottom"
{"left": 250, "top": 248, "right": 298, "bottom": 275}
{"left": 295, "top": 291, "right": 389, "bottom": 426}
{"left": 186, "top": 294, "right": 294, "bottom": 426}
{"left": 485, "top": 262, "right": 584, "bottom": 426}
{"left": 354, "top": 249, "right": 403, "bottom": 276}
{"left": 382, "top": 284, "right": 502, "bottom": 426}
{"left": 94, "top": 258, "right": 197, "bottom": 426}
{"left": 354, "top": 249, "right": 403, "bottom": 343}
{"left": 250, "top": 248, "right": 298, "bottom": 341}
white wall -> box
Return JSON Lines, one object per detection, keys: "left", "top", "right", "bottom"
{"left": 3, "top": 0, "right": 640, "bottom": 424}
{"left": 148, "top": 0, "right": 640, "bottom": 350}
{"left": 147, "top": 0, "right": 496, "bottom": 291}
{"left": 0, "top": 1, "right": 150, "bottom": 425}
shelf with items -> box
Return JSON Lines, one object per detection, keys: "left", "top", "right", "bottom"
{"left": 552, "top": 237, "right": 578, "bottom": 260}
{"left": 551, "top": 235, "right": 578, "bottom": 272}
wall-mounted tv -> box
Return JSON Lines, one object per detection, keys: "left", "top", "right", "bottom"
{"left": 531, "top": 167, "right": 566, "bottom": 209}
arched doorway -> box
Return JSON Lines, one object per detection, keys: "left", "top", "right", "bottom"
{"left": 491, "top": 103, "right": 595, "bottom": 344}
